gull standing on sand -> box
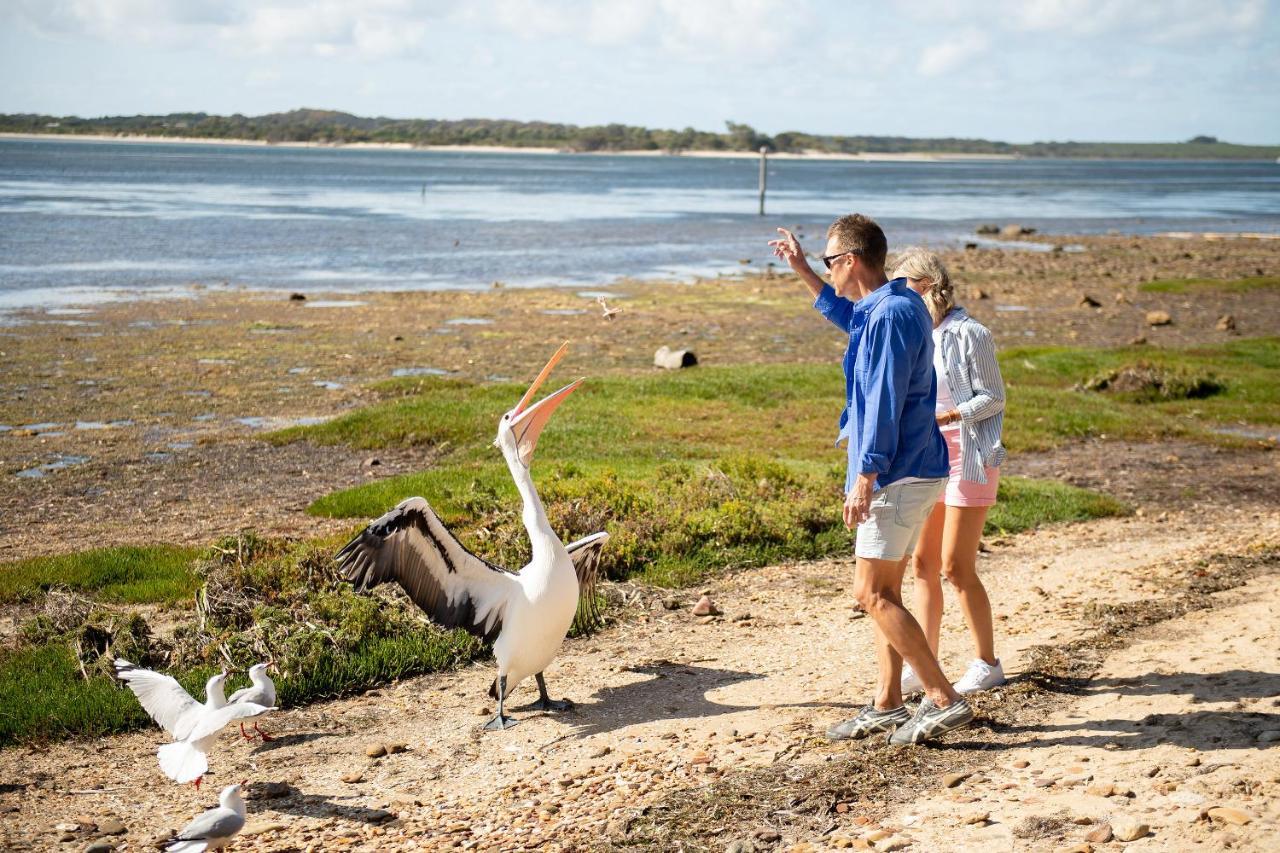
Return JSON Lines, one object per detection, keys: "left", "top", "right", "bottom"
{"left": 227, "top": 662, "right": 277, "bottom": 741}
{"left": 114, "top": 659, "right": 274, "bottom": 788}
{"left": 163, "top": 782, "right": 247, "bottom": 852}
{"left": 337, "top": 343, "right": 609, "bottom": 730}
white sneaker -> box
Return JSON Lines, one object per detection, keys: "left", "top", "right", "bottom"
{"left": 900, "top": 663, "right": 925, "bottom": 695}
{"left": 954, "top": 658, "right": 1006, "bottom": 694}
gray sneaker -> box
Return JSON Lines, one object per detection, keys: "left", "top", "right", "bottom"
{"left": 887, "top": 698, "right": 975, "bottom": 745}
{"left": 826, "top": 705, "right": 912, "bottom": 740}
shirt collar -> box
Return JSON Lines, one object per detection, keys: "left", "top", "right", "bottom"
{"left": 853, "top": 277, "right": 906, "bottom": 312}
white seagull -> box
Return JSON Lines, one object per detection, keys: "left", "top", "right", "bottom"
{"left": 227, "top": 662, "right": 277, "bottom": 742}
{"left": 163, "top": 782, "right": 247, "bottom": 852}
{"left": 114, "top": 659, "right": 274, "bottom": 788}
{"left": 337, "top": 342, "right": 609, "bottom": 730}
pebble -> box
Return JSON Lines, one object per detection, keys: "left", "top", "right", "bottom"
{"left": 1063, "top": 845, "right": 1093, "bottom": 853}
{"left": 692, "top": 595, "right": 722, "bottom": 617}
{"left": 83, "top": 843, "right": 114, "bottom": 853}
{"left": 1111, "top": 819, "right": 1149, "bottom": 842}
{"left": 96, "top": 817, "right": 125, "bottom": 835}
{"left": 366, "top": 744, "right": 388, "bottom": 758}
{"left": 943, "top": 771, "right": 972, "bottom": 788}
{"left": 1216, "top": 314, "right": 1236, "bottom": 332}
{"left": 1206, "top": 807, "right": 1253, "bottom": 826}
{"left": 725, "top": 840, "right": 756, "bottom": 853}
{"left": 878, "top": 836, "right": 910, "bottom": 851}
{"left": 590, "top": 745, "right": 611, "bottom": 759}
{"left": 1012, "top": 760, "right": 1030, "bottom": 769}
{"left": 1085, "top": 783, "right": 1114, "bottom": 797}
{"left": 242, "top": 821, "right": 288, "bottom": 836}
{"left": 477, "top": 707, "right": 492, "bottom": 716}
{"left": 249, "top": 781, "right": 291, "bottom": 799}
{"left": 341, "top": 772, "right": 365, "bottom": 784}
{"left": 385, "top": 742, "right": 408, "bottom": 754}
{"left": 1256, "top": 730, "right": 1280, "bottom": 744}
{"left": 1145, "top": 310, "right": 1173, "bottom": 326}
{"left": 1085, "top": 824, "right": 1113, "bottom": 843}
{"left": 961, "top": 811, "right": 989, "bottom": 825}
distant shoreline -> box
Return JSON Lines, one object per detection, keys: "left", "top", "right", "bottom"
{"left": 0, "top": 132, "right": 1022, "bottom": 161}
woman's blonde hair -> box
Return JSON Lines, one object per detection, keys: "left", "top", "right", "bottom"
{"left": 893, "top": 247, "right": 954, "bottom": 324}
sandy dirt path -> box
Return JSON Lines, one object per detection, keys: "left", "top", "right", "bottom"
{"left": 3, "top": 508, "right": 1278, "bottom": 851}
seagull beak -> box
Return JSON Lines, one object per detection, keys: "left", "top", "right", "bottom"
{"left": 509, "top": 342, "right": 581, "bottom": 466}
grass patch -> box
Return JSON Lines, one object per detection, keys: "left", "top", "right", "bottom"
{"left": 1001, "top": 337, "right": 1280, "bottom": 451}
{"left": 0, "top": 545, "right": 201, "bottom": 605}
{"left": 0, "top": 643, "right": 217, "bottom": 747}
{"left": 987, "top": 477, "right": 1129, "bottom": 535}
{"left": 1139, "top": 275, "right": 1280, "bottom": 294}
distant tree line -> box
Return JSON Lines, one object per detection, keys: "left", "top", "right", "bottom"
{"left": 2, "top": 110, "right": 1276, "bottom": 160}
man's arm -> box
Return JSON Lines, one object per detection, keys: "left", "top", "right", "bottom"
{"left": 769, "top": 228, "right": 856, "bottom": 331}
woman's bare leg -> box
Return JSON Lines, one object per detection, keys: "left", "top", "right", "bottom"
{"left": 910, "top": 502, "right": 947, "bottom": 655}
{"left": 941, "top": 505, "right": 997, "bottom": 665}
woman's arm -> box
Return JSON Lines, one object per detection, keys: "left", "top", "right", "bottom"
{"left": 956, "top": 323, "right": 1005, "bottom": 425}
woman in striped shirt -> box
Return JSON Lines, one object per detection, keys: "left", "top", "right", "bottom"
{"left": 894, "top": 248, "right": 1008, "bottom": 695}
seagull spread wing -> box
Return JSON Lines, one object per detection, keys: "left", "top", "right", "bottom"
{"left": 565, "top": 531, "right": 609, "bottom": 631}
{"left": 336, "top": 497, "right": 520, "bottom": 643}
{"left": 187, "top": 702, "right": 274, "bottom": 743}
{"left": 170, "top": 806, "right": 245, "bottom": 846}
{"left": 114, "top": 659, "right": 204, "bottom": 740}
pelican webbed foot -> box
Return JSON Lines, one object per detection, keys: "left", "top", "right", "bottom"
{"left": 530, "top": 672, "right": 573, "bottom": 712}
{"left": 483, "top": 714, "right": 519, "bottom": 731}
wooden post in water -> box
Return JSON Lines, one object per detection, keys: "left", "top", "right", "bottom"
{"left": 758, "top": 146, "right": 768, "bottom": 216}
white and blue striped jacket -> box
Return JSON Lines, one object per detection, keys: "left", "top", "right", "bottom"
{"left": 936, "top": 307, "right": 1006, "bottom": 484}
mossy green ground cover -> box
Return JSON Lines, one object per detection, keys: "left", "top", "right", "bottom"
{"left": 0, "top": 545, "right": 200, "bottom": 605}
{"left": 1139, "top": 275, "right": 1280, "bottom": 294}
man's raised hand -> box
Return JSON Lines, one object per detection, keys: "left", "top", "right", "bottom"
{"left": 769, "top": 228, "right": 806, "bottom": 270}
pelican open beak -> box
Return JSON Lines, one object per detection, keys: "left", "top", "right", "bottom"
{"left": 509, "top": 342, "right": 582, "bottom": 466}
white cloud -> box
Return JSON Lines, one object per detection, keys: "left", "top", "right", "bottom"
{"left": 918, "top": 28, "right": 990, "bottom": 77}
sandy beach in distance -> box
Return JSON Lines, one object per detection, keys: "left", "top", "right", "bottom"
{"left": 0, "top": 131, "right": 1021, "bottom": 161}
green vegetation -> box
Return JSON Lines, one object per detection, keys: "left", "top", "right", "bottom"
{"left": 1002, "top": 338, "right": 1280, "bottom": 450}
{"left": 1, "top": 533, "right": 487, "bottom": 746}
{"left": 1140, "top": 275, "right": 1280, "bottom": 294}
{"left": 288, "top": 362, "right": 1147, "bottom": 587}
{"left": 986, "top": 477, "right": 1128, "bottom": 536}
{"left": 4, "top": 110, "right": 1278, "bottom": 159}
{"left": 0, "top": 545, "right": 200, "bottom": 605}
{"left": 0, "top": 643, "right": 218, "bottom": 746}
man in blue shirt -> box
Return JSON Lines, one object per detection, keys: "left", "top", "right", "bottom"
{"left": 770, "top": 215, "right": 974, "bottom": 745}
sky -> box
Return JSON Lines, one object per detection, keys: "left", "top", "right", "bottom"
{"left": 1, "top": 0, "right": 1278, "bottom": 144}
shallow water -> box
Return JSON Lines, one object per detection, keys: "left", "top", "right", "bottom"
{"left": 15, "top": 454, "right": 90, "bottom": 478}
{"left": 4, "top": 138, "right": 1275, "bottom": 310}
{"left": 391, "top": 367, "right": 449, "bottom": 377}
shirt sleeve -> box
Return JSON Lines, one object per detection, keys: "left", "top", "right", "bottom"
{"left": 854, "top": 310, "right": 915, "bottom": 478}
{"left": 813, "top": 283, "right": 855, "bottom": 331}
{"left": 956, "top": 323, "right": 1006, "bottom": 425}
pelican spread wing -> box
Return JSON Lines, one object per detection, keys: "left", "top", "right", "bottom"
{"left": 566, "top": 531, "right": 609, "bottom": 630}
{"left": 336, "top": 497, "right": 520, "bottom": 643}
{"left": 114, "top": 659, "right": 205, "bottom": 740}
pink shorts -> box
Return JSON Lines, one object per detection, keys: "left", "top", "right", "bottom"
{"left": 939, "top": 427, "right": 999, "bottom": 507}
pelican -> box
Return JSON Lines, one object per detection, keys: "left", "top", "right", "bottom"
{"left": 114, "top": 659, "right": 274, "bottom": 788}
{"left": 227, "top": 662, "right": 276, "bottom": 742}
{"left": 337, "top": 343, "right": 608, "bottom": 730}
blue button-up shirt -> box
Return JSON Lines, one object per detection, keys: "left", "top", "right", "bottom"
{"left": 813, "top": 278, "right": 949, "bottom": 492}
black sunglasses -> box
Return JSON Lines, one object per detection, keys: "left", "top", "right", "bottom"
{"left": 822, "top": 249, "right": 862, "bottom": 270}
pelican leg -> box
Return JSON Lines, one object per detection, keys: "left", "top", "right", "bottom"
{"left": 532, "top": 672, "right": 573, "bottom": 712}
{"left": 484, "top": 675, "right": 518, "bottom": 731}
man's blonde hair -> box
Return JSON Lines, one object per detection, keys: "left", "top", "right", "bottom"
{"left": 893, "top": 247, "right": 954, "bottom": 324}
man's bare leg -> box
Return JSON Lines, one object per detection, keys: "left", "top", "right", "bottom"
{"left": 855, "top": 554, "right": 962, "bottom": 709}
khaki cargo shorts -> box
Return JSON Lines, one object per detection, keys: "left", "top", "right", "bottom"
{"left": 854, "top": 477, "right": 946, "bottom": 561}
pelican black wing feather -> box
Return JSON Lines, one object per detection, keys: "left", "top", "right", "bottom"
{"left": 336, "top": 497, "right": 518, "bottom": 643}
{"left": 565, "top": 531, "right": 609, "bottom": 633}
